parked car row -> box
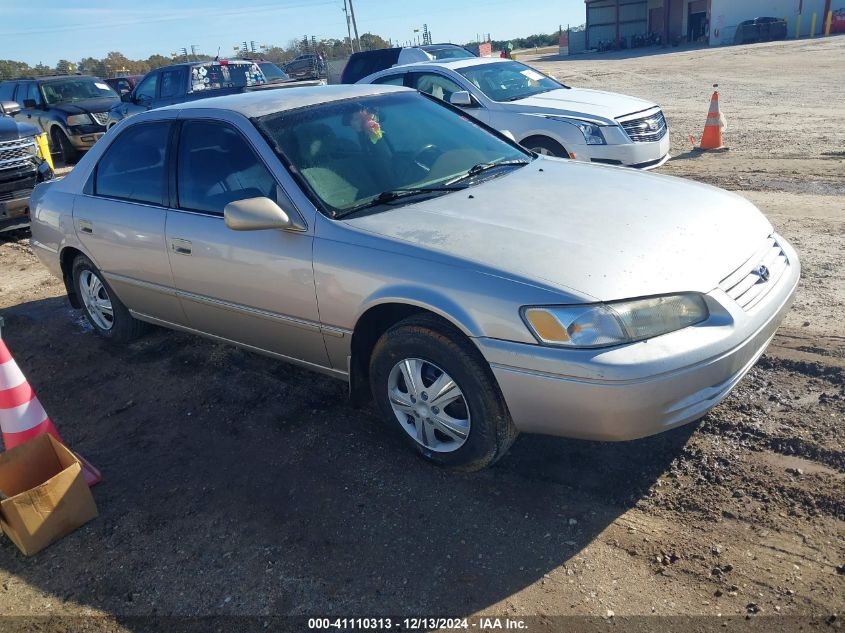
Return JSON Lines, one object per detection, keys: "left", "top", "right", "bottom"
{"left": 0, "top": 60, "right": 321, "bottom": 165}
{"left": 29, "top": 84, "right": 798, "bottom": 470}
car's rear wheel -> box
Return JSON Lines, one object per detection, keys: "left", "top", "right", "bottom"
{"left": 522, "top": 135, "right": 568, "bottom": 158}
{"left": 50, "top": 127, "right": 79, "bottom": 165}
{"left": 72, "top": 254, "right": 146, "bottom": 342}
{"left": 369, "top": 314, "right": 518, "bottom": 471}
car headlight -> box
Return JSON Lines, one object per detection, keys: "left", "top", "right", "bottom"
{"left": 548, "top": 117, "right": 606, "bottom": 145}
{"left": 522, "top": 293, "right": 709, "bottom": 348}
{"left": 66, "top": 114, "right": 92, "bottom": 126}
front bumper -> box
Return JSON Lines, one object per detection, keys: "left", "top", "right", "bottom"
{"left": 573, "top": 131, "right": 671, "bottom": 170}
{"left": 477, "top": 235, "right": 800, "bottom": 441}
{"left": 67, "top": 127, "right": 106, "bottom": 150}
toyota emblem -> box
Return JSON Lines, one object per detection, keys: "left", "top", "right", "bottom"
{"left": 753, "top": 265, "right": 771, "bottom": 282}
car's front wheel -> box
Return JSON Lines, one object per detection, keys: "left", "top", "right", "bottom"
{"left": 50, "top": 127, "right": 79, "bottom": 165}
{"left": 523, "top": 135, "right": 568, "bottom": 158}
{"left": 370, "top": 314, "right": 518, "bottom": 471}
{"left": 72, "top": 254, "right": 146, "bottom": 342}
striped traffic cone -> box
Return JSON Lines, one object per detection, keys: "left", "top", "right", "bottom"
{"left": 0, "top": 339, "right": 101, "bottom": 486}
{"left": 699, "top": 88, "right": 727, "bottom": 150}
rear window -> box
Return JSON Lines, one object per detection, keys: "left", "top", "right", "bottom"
{"left": 423, "top": 47, "right": 475, "bottom": 60}
{"left": 189, "top": 62, "right": 266, "bottom": 92}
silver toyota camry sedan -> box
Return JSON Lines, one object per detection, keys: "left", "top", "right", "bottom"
{"left": 29, "top": 85, "right": 800, "bottom": 471}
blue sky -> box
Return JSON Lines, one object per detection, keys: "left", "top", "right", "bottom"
{"left": 1, "top": 0, "right": 585, "bottom": 67}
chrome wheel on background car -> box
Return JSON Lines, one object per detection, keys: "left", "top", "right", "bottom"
{"left": 387, "top": 357, "right": 471, "bottom": 452}
{"left": 78, "top": 269, "right": 114, "bottom": 331}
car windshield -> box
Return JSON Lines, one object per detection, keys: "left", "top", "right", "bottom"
{"left": 41, "top": 78, "right": 117, "bottom": 105}
{"left": 189, "top": 62, "right": 266, "bottom": 92}
{"left": 457, "top": 61, "right": 564, "bottom": 102}
{"left": 258, "top": 62, "right": 290, "bottom": 82}
{"left": 255, "top": 91, "right": 530, "bottom": 216}
{"left": 424, "top": 47, "right": 474, "bottom": 60}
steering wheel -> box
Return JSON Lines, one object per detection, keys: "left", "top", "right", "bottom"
{"left": 412, "top": 144, "right": 442, "bottom": 172}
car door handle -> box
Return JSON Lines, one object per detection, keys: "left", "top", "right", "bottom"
{"left": 170, "top": 238, "right": 192, "bottom": 255}
{"left": 77, "top": 219, "right": 94, "bottom": 234}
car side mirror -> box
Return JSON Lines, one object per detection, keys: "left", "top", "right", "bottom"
{"left": 449, "top": 91, "right": 475, "bottom": 107}
{"left": 0, "top": 100, "right": 21, "bottom": 116}
{"left": 121, "top": 92, "right": 133, "bottom": 103}
{"left": 224, "top": 196, "right": 302, "bottom": 231}
{"left": 23, "top": 99, "right": 37, "bottom": 109}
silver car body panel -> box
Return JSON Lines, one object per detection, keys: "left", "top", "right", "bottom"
{"left": 29, "top": 87, "right": 799, "bottom": 442}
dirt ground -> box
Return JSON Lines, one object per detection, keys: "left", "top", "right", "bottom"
{"left": 0, "top": 37, "right": 843, "bottom": 631}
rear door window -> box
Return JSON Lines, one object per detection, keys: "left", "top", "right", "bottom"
{"left": 94, "top": 122, "right": 170, "bottom": 205}
{"left": 410, "top": 73, "right": 464, "bottom": 103}
{"left": 372, "top": 74, "right": 406, "bottom": 86}
{"left": 177, "top": 120, "right": 277, "bottom": 215}
{"left": 159, "top": 69, "right": 185, "bottom": 98}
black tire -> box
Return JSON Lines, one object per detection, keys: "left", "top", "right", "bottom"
{"left": 51, "top": 127, "right": 79, "bottom": 165}
{"left": 369, "top": 314, "right": 518, "bottom": 471}
{"left": 522, "top": 135, "right": 568, "bottom": 158}
{"left": 72, "top": 254, "right": 147, "bottom": 343}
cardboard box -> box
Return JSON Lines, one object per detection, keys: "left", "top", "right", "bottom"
{"left": 0, "top": 434, "right": 98, "bottom": 556}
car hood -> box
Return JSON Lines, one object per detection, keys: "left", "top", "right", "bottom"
{"left": 52, "top": 97, "right": 119, "bottom": 115}
{"left": 343, "top": 158, "right": 773, "bottom": 302}
{"left": 504, "top": 87, "right": 657, "bottom": 124}
{"left": 0, "top": 115, "right": 37, "bottom": 141}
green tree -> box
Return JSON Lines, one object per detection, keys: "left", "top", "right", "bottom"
{"left": 359, "top": 33, "right": 390, "bottom": 51}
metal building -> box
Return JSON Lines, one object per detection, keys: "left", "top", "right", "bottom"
{"left": 584, "top": 0, "right": 838, "bottom": 48}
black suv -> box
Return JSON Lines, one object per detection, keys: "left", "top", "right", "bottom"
{"left": 0, "top": 101, "right": 54, "bottom": 231}
{"left": 340, "top": 44, "right": 475, "bottom": 84}
{"left": 0, "top": 76, "right": 120, "bottom": 165}
{"left": 283, "top": 53, "right": 325, "bottom": 79}
{"left": 734, "top": 17, "right": 788, "bottom": 45}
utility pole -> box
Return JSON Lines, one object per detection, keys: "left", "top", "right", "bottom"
{"left": 348, "top": 0, "right": 361, "bottom": 50}
{"left": 190, "top": 44, "right": 198, "bottom": 60}
{"left": 343, "top": 0, "right": 356, "bottom": 53}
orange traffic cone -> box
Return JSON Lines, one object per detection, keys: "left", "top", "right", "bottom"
{"left": 699, "top": 88, "right": 726, "bottom": 150}
{"left": 0, "top": 339, "right": 101, "bottom": 486}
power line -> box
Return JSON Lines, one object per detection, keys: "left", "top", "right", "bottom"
{"left": 0, "top": 0, "right": 339, "bottom": 37}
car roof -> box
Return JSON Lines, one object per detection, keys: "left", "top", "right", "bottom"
{"left": 364, "top": 56, "right": 507, "bottom": 79}
{"left": 156, "top": 83, "right": 409, "bottom": 118}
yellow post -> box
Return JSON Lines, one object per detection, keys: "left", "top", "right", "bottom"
{"left": 796, "top": 13, "right": 802, "bottom": 38}
{"left": 825, "top": 10, "right": 833, "bottom": 36}
{"left": 811, "top": 13, "right": 817, "bottom": 37}
{"left": 35, "top": 133, "right": 54, "bottom": 171}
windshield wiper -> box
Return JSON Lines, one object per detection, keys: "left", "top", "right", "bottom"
{"left": 335, "top": 185, "right": 465, "bottom": 219}
{"left": 445, "top": 158, "right": 531, "bottom": 185}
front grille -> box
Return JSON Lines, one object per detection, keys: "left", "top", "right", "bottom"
{"left": 90, "top": 111, "right": 109, "bottom": 126}
{"left": 619, "top": 110, "right": 668, "bottom": 143}
{"left": 719, "top": 236, "right": 790, "bottom": 311}
{"left": 0, "top": 188, "right": 32, "bottom": 203}
{"left": 0, "top": 137, "right": 37, "bottom": 170}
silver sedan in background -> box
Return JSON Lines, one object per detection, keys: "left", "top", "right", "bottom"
{"left": 30, "top": 85, "right": 799, "bottom": 470}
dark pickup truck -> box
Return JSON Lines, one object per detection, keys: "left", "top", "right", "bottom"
{"left": 0, "top": 101, "right": 53, "bottom": 231}
{"left": 106, "top": 60, "right": 324, "bottom": 129}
